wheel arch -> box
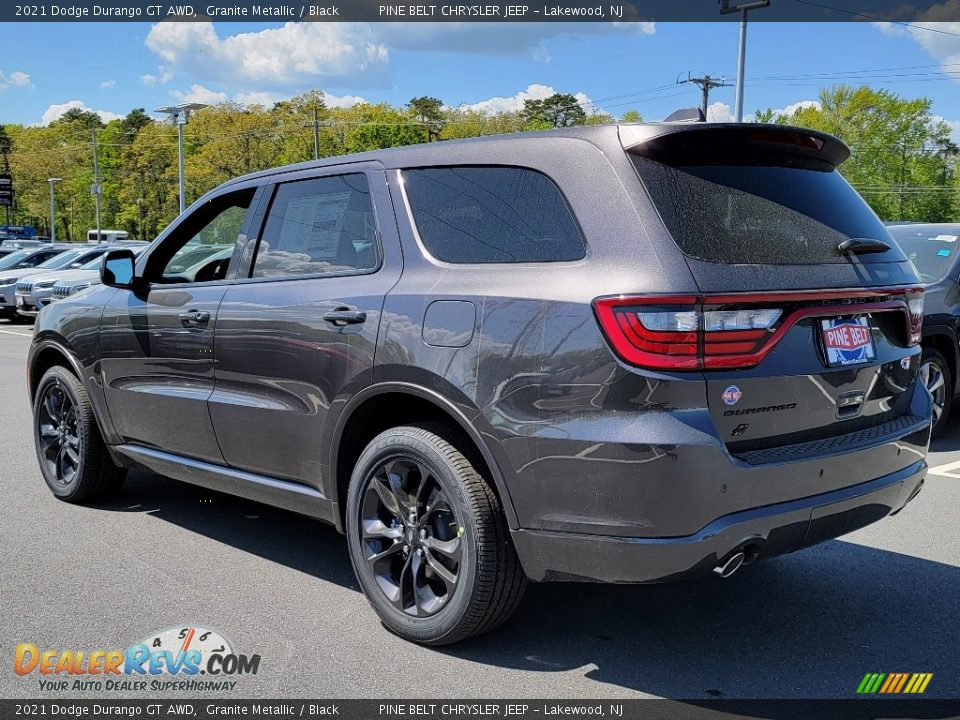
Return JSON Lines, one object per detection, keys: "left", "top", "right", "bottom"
{"left": 922, "top": 327, "right": 959, "bottom": 396}
{"left": 28, "top": 339, "right": 86, "bottom": 401}
{"left": 327, "top": 382, "right": 519, "bottom": 534}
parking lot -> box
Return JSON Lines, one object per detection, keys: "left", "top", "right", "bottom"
{"left": 0, "top": 323, "right": 957, "bottom": 700}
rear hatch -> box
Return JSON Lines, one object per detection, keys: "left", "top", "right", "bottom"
{"left": 614, "top": 124, "right": 925, "bottom": 455}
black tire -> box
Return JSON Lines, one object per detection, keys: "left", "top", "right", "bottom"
{"left": 920, "top": 348, "right": 953, "bottom": 438}
{"left": 33, "top": 366, "right": 126, "bottom": 502}
{"left": 345, "top": 423, "right": 526, "bottom": 645}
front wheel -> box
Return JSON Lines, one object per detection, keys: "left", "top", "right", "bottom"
{"left": 33, "top": 366, "right": 126, "bottom": 502}
{"left": 345, "top": 424, "right": 526, "bottom": 645}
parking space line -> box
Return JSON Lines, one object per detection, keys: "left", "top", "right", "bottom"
{"left": 928, "top": 459, "right": 960, "bottom": 478}
{"left": 0, "top": 328, "right": 32, "bottom": 337}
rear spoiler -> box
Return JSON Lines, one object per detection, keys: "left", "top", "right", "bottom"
{"left": 619, "top": 123, "right": 850, "bottom": 168}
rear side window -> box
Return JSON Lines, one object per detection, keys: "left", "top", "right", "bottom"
{"left": 631, "top": 152, "right": 903, "bottom": 265}
{"left": 402, "top": 166, "right": 585, "bottom": 263}
{"left": 252, "top": 174, "right": 378, "bottom": 278}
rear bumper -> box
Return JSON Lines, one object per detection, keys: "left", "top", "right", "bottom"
{"left": 512, "top": 459, "right": 926, "bottom": 583}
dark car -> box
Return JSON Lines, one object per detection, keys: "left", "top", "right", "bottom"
{"left": 28, "top": 124, "right": 930, "bottom": 645}
{"left": 887, "top": 223, "right": 960, "bottom": 435}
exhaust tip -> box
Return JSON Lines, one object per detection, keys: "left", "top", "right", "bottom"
{"left": 713, "top": 551, "right": 745, "bottom": 579}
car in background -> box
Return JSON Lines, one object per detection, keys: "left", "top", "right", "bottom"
{"left": 0, "top": 238, "right": 51, "bottom": 258}
{"left": 0, "top": 245, "right": 76, "bottom": 320}
{"left": 887, "top": 222, "right": 960, "bottom": 435}
{"left": 41, "top": 247, "right": 149, "bottom": 307}
{"left": 16, "top": 242, "right": 149, "bottom": 319}
{"left": 0, "top": 245, "right": 113, "bottom": 321}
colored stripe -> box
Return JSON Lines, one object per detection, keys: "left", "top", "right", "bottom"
{"left": 894, "top": 673, "right": 910, "bottom": 693}
{"left": 856, "top": 674, "right": 874, "bottom": 694}
{"left": 869, "top": 673, "right": 887, "bottom": 693}
{"left": 879, "top": 675, "right": 896, "bottom": 694}
{"left": 905, "top": 674, "right": 920, "bottom": 693}
{"left": 917, "top": 674, "right": 933, "bottom": 694}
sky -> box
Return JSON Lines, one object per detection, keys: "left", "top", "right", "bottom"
{"left": 2, "top": 20, "right": 960, "bottom": 133}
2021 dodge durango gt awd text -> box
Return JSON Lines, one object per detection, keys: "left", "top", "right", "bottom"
{"left": 28, "top": 124, "right": 931, "bottom": 645}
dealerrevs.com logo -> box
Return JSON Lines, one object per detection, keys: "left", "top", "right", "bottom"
{"left": 14, "top": 625, "right": 261, "bottom": 692}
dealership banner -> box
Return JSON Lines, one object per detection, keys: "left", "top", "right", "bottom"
{"left": 3, "top": 700, "right": 960, "bottom": 719}
{"left": 8, "top": 0, "right": 960, "bottom": 23}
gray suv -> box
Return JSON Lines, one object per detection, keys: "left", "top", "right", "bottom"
{"left": 28, "top": 124, "right": 931, "bottom": 645}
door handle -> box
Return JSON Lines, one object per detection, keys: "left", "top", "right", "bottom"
{"left": 178, "top": 310, "right": 211, "bottom": 326}
{"left": 323, "top": 309, "right": 367, "bottom": 326}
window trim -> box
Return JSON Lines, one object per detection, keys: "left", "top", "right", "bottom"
{"left": 397, "top": 164, "right": 588, "bottom": 267}
{"left": 241, "top": 169, "right": 385, "bottom": 283}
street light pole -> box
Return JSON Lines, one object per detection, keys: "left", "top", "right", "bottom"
{"left": 720, "top": 0, "right": 770, "bottom": 122}
{"left": 155, "top": 103, "right": 209, "bottom": 214}
{"left": 47, "top": 178, "right": 62, "bottom": 243}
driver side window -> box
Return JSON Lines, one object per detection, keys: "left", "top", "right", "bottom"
{"left": 144, "top": 188, "right": 255, "bottom": 284}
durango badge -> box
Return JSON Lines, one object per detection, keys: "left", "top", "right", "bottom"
{"left": 722, "top": 385, "right": 743, "bottom": 406}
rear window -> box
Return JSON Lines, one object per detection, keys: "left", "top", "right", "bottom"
{"left": 887, "top": 225, "right": 960, "bottom": 283}
{"left": 402, "top": 166, "right": 585, "bottom": 264}
{"left": 631, "top": 152, "right": 902, "bottom": 265}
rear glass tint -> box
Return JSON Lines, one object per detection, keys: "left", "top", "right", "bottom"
{"left": 402, "top": 166, "right": 585, "bottom": 263}
{"left": 631, "top": 152, "right": 903, "bottom": 265}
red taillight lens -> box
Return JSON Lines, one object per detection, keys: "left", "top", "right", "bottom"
{"left": 594, "top": 290, "right": 921, "bottom": 371}
{"left": 906, "top": 290, "right": 924, "bottom": 347}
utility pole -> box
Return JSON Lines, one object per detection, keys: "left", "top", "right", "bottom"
{"left": 47, "top": 178, "right": 62, "bottom": 243}
{"left": 678, "top": 72, "right": 730, "bottom": 119}
{"left": 156, "top": 103, "right": 208, "bottom": 214}
{"left": 304, "top": 106, "right": 322, "bottom": 160}
{"left": 91, "top": 129, "right": 101, "bottom": 242}
{"left": 720, "top": 0, "right": 770, "bottom": 122}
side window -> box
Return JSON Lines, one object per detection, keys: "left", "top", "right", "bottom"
{"left": 401, "top": 166, "right": 586, "bottom": 263}
{"left": 251, "top": 173, "right": 378, "bottom": 279}
{"left": 144, "top": 189, "right": 254, "bottom": 284}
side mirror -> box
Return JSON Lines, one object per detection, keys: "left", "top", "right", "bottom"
{"left": 100, "top": 249, "right": 137, "bottom": 288}
{"left": 70, "top": 262, "right": 84, "bottom": 269}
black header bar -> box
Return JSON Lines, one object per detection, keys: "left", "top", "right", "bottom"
{"left": 6, "top": 0, "right": 960, "bottom": 23}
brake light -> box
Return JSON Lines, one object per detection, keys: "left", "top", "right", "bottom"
{"left": 906, "top": 290, "right": 924, "bottom": 347}
{"left": 594, "top": 289, "right": 922, "bottom": 370}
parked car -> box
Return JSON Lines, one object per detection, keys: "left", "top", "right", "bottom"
{"left": 15, "top": 245, "right": 148, "bottom": 319}
{"left": 29, "top": 124, "right": 930, "bottom": 645}
{"left": 886, "top": 222, "right": 960, "bottom": 435}
{"left": 0, "top": 237, "right": 50, "bottom": 258}
{"left": 0, "top": 245, "right": 78, "bottom": 320}
{"left": 3, "top": 245, "right": 114, "bottom": 321}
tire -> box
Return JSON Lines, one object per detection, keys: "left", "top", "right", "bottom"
{"left": 345, "top": 423, "right": 526, "bottom": 645}
{"left": 920, "top": 349, "right": 953, "bottom": 438}
{"left": 33, "top": 366, "right": 126, "bottom": 502}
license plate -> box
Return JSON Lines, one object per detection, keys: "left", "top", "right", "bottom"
{"left": 15, "top": 295, "right": 23, "bottom": 307}
{"left": 820, "top": 316, "right": 875, "bottom": 367}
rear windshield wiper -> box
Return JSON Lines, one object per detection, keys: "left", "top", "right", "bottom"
{"left": 837, "top": 237, "right": 893, "bottom": 256}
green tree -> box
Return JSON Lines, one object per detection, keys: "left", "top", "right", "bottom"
{"left": 408, "top": 96, "right": 444, "bottom": 142}
{"left": 621, "top": 110, "right": 644, "bottom": 123}
{"left": 762, "top": 86, "right": 960, "bottom": 222}
{"left": 521, "top": 93, "right": 587, "bottom": 129}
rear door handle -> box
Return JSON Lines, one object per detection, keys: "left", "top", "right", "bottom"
{"left": 323, "top": 309, "right": 367, "bottom": 326}
{"left": 178, "top": 310, "right": 211, "bottom": 326}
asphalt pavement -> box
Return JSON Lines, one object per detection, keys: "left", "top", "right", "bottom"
{"left": 0, "top": 323, "right": 957, "bottom": 700}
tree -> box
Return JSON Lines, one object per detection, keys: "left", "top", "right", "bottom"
{"left": 55, "top": 108, "right": 103, "bottom": 129}
{"left": 621, "top": 110, "right": 644, "bottom": 123}
{"left": 408, "top": 96, "right": 444, "bottom": 142}
{"left": 521, "top": 93, "right": 587, "bottom": 129}
{"left": 759, "top": 86, "right": 960, "bottom": 222}
{"left": 120, "top": 109, "right": 152, "bottom": 138}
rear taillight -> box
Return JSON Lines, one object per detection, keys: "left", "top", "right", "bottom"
{"left": 906, "top": 290, "right": 924, "bottom": 347}
{"left": 594, "top": 289, "right": 922, "bottom": 371}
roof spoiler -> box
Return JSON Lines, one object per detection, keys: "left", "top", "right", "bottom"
{"left": 619, "top": 123, "right": 850, "bottom": 167}
{"left": 663, "top": 107, "right": 706, "bottom": 123}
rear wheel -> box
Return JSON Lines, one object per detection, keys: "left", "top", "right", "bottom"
{"left": 33, "top": 366, "right": 126, "bottom": 502}
{"left": 920, "top": 348, "right": 952, "bottom": 438}
{"left": 345, "top": 423, "right": 526, "bottom": 645}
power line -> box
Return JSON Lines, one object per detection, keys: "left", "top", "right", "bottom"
{"left": 790, "top": 0, "right": 960, "bottom": 38}
{"left": 677, "top": 72, "right": 731, "bottom": 117}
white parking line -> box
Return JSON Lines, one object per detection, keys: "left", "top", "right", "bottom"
{"left": 0, "top": 328, "right": 31, "bottom": 337}
{"left": 928, "top": 459, "right": 960, "bottom": 478}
